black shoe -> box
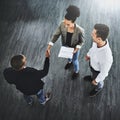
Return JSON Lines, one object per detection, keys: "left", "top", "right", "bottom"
{"left": 27, "top": 98, "right": 34, "bottom": 106}
{"left": 24, "top": 95, "right": 34, "bottom": 106}
{"left": 89, "top": 88, "right": 102, "bottom": 97}
{"left": 83, "top": 75, "right": 92, "bottom": 82}
{"left": 72, "top": 72, "right": 79, "bottom": 79}
{"left": 45, "top": 92, "right": 51, "bottom": 101}
{"left": 41, "top": 92, "right": 52, "bottom": 105}
{"left": 28, "top": 101, "right": 34, "bottom": 106}
{"left": 64, "top": 62, "right": 72, "bottom": 70}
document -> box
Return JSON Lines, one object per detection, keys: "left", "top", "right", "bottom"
{"left": 58, "top": 46, "right": 74, "bottom": 59}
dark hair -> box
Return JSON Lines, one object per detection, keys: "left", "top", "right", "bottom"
{"left": 94, "top": 24, "right": 109, "bottom": 41}
{"left": 10, "top": 55, "right": 26, "bottom": 70}
{"left": 65, "top": 5, "right": 80, "bottom": 22}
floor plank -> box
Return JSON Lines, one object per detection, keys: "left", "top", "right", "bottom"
{"left": 0, "top": 0, "right": 120, "bottom": 120}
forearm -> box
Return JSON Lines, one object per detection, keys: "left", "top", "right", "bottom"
{"left": 43, "top": 57, "right": 50, "bottom": 73}
{"left": 91, "top": 73, "right": 106, "bottom": 86}
{"left": 95, "top": 72, "right": 108, "bottom": 83}
{"left": 95, "top": 61, "right": 113, "bottom": 83}
{"left": 74, "top": 42, "right": 83, "bottom": 53}
{"left": 39, "top": 57, "right": 50, "bottom": 78}
{"left": 76, "top": 44, "right": 82, "bottom": 49}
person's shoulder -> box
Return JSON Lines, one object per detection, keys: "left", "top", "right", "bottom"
{"left": 3, "top": 67, "right": 13, "bottom": 73}
{"left": 61, "top": 21, "right": 64, "bottom": 24}
{"left": 103, "top": 40, "right": 112, "bottom": 52}
{"left": 100, "top": 43, "right": 113, "bottom": 61}
{"left": 104, "top": 47, "right": 112, "bottom": 57}
{"left": 75, "top": 24, "right": 84, "bottom": 33}
{"left": 3, "top": 68, "right": 14, "bottom": 79}
{"left": 59, "top": 21, "right": 64, "bottom": 27}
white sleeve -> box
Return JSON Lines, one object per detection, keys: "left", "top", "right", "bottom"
{"left": 95, "top": 58, "right": 113, "bottom": 82}
{"left": 76, "top": 45, "right": 82, "bottom": 49}
{"left": 48, "top": 42, "right": 54, "bottom": 46}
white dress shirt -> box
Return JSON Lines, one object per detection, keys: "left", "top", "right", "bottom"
{"left": 87, "top": 40, "right": 113, "bottom": 82}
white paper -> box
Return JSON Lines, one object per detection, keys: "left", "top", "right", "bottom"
{"left": 58, "top": 46, "right": 74, "bottom": 59}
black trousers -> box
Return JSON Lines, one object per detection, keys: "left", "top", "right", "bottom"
{"left": 90, "top": 65, "right": 104, "bottom": 89}
{"left": 90, "top": 66, "right": 100, "bottom": 80}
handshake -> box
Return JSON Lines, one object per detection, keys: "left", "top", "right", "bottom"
{"left": 45, "top": 47, "right": 51, "bottom": 58}
{"left": 45, "top": 50, "right": 50, "bottom": 58}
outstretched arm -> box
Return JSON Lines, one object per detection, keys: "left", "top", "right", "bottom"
{"left": 37, "top": 51, "right": 50, "bottom": 78}
{"left": 46, "top": 23, "right": 62, "bottom": 55}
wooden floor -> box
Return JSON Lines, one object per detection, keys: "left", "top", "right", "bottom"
{"left": 0, "top": 0, "right": 120, "bottom": 120}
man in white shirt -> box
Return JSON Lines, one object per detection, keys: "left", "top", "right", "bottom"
{"left": 84, "top": 24, "right": 113, "bottom": 97}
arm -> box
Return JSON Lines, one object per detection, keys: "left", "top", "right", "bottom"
{"left": 92, "top": 57, "right": 113, "bottom": 85}
{"left": 95, "top": 61, "right": 112, "bottom": 83}
{"left": 37, "top": 51, "right": 50, "bottom": 78}
{"left": 47, "top": 24, "right": 62, "bottom": 54}
{"left": 74, "top": 29, "right": 85, "bottom": 53}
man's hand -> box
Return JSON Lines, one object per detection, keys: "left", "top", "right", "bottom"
{"left": 46, "top": 49, "right": 50, "bottom": 56}
{"left": 85, "top": 55, "right": 90, "bottom": 61}
{"left": 92, "top": 80, "right": 98, "bottom": 85}
{"left": 46, "top": 45, "right": 52, "bottom": 56}
{"left": 45, "top": 50, "right": 50, "bottom": 58}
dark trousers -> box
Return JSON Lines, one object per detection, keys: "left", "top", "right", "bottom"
{"left": 90, "top": 66, "right": 104, "bottom": 90}
{"left": 90, "top": 66, "right": 100, "bottom": 80}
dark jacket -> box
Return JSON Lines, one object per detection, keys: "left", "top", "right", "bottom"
{"left": 3, "top": 57, "right": 49, "bottom": 95}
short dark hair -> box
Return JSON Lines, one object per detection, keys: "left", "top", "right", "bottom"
{"left": 94, "top": 24, "right": 109, "bottom": 41}
{"left": 10, "top": 55, "right": 26, "bottom": 70}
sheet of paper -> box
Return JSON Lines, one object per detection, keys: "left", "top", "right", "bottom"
{"left": 58, "top": 46, "right": 74, "bottom": 59}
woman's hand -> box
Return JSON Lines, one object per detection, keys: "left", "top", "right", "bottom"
{"left": 73, "top": 48, "right": 79, "bottom": 54}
